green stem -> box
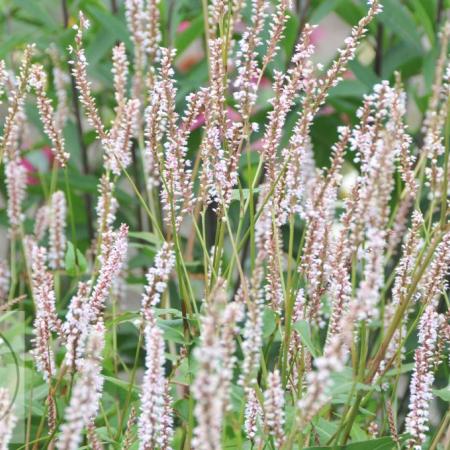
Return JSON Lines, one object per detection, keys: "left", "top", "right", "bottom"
{"left": 439, "top": 97, "right": 450, "bottom": 228}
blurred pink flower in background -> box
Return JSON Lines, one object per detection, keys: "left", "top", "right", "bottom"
{"left": 177, "top": 21, "right": 190, "bottom": 33}
{"left": 311, "top": 26, "right": 325, "bottom": 45}
{"left": 21, "top": 146, "right": 54, "bottom": 185}
{"left": 259, "top": 76, "right": 271, "bottom": 89}
{"left": 251, "top": 138, "right": 264, "bottom": 152}
{"left": 20, "top": 158, "right": 38, "bottom": 185}
{"left": 175, "top": 21, "right": 204, "bottom": 73}
{"left": 343, "top": 70, "right": 356, "bottom": 80}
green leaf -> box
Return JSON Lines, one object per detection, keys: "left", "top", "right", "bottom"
{"left": 385, "top": 362, "right": 414, "bottom": 376}
{"left": 345, "top": 436, "right": 402, "bottom": 450}
{"left": 313, "top": 418, "right": 338, "bottom": 443}
{"left": 282, "top": 12, "right": 299, "bottom": 58}
{"left": 433, "top": 385, "right": 450, "bottom": 402}
{"left": 0, "top": 34, "right": 31, "bottom": 59}
{"left": 310, "top": 0, "right": 342, "bottom": 23}
{"left": 304, "top": 435, "right": 400, "bottom": 450}
{"left": 96, "top": 427, "right": 117, "bottom": 444}
{"left": 85, "top": 29, "right": 118, "bottom": 66}
{"left": 231, "top": 188, "right": 260, "bottom": 202}
{"left": 422, "top": 49, "right": 440, "bottom": 94}
{"left": 328, "top": 79, "right": 369, "bottom": 99}
{"left": 76, "top": 249, "right": 87, "bottom": 274}
{"left": 348, "top": 60, "right": 379, "bottom": 88}
{"left": 174, "top": 398, "right": 190, "bottom": 422}
{"left": 263, "top": 307, "right": 277, "bottom": 339}
{"left": 158, "top": 319, "right": 186, "bottom": 344}
{"left": 128, "top": 231, "right": 162, "bottom": 247}
{"left": 350, "top": 423, "right": 368, "bottom": 442}
{"left": 334, "top": 2, "right": 364, "bottom": 26}
{"left": 65, "top": 241, "right": 87, "bottom": 276}
{"left": 154, "top": 308, "right": 183, "bottom": 319}
{"left": 185, "top": 260, "right": 204, "bottom": 274}
{"left": 41, "top": 171, "right": 99, "bottom": 194}
{"left": 85, "top": 4, "right": 131, "bottom": 47}
{"left": 64, "top": 242, "right": 76, "bottom": 276}
{"left": 293, "top": 320, "right": 320, "bottom": 358}
{"left": 378, "top": 0, "right": 422, "bottom": 52}
{"left": 410, "top": 0, "right": 434, "bottom": 45}
{"left": 103, "top": 375, "right": 138, "bottom": 397}
{"left": 10, "top": 0, "right": 59, "bottom": 29}
{"left": 107, "top": 311, "right": 139, "bottom": 327}
{"left": 382, "top": 44, "right": 422, "bottom": 79}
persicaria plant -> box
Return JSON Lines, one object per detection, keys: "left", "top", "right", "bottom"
{"left": 0, "top": 0, "right": 449, "bottom": 449}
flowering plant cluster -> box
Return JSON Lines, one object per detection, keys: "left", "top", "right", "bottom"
{"left": 0, "top": 0, "right": 449, "bottom": 449}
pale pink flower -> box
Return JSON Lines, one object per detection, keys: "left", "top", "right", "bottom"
{"left": 28, "top": 64, "right": 69, "bottom": 166}
{"left": 5, "top": 159, "right": 27, "bottom": 235}
{"left": 244, "top": 387, "right": 262, "bottom": 441}
{"left": 422, "top": 23, "right": 450, "bottom": 195}
{"left": 0, "top": 388, "right": 16, "bottom": 450}
{"left": 145, "top": 0, "right": 161, "bottom": 61}
{"left": 96, "top": 174, "right": 118, "bottom": 234}
{"left": 263, "top": 370, "right": 285, "bottom": 447}
{"left": 138, "top": 313, "right": 169, "bottom": 450}
{"left": 143, "top": 80, "right": 164, "bottom": 190}
{"left": 30, "top": 244, "right": 62, "bottom": 334}
{"left": 105, "top": 98, "right": 140, "bottom": 175}
{"left": 160, "top": 381, "right": 173, "bottom": 450}
{"left": 112, "top": 42, "right": 129, "bottom": 111}
{"left": 298, "top": 334, "right": 347, "bottom": 424}
{"left": 417, "top": 232, "right": 450, "bottom": 306}
{"left": 63, "top": 282, "right": 92, "bottom": 371}
{"left": 57, "top": 321, "right": 105, "bottom": 450}
{"left": 405, "top": 305, "right": 444, "bottom": 449}
{"left": 124, "top": 0, "right": 148, "bottom": 97}
{"left": 158, "top": 48, "right": 195, "bottom": 226}
{"left": 209, "top": 0, "right": 228, "bottom": 37}
{"left": 49, "top": 190, "right": 67, "bottom": 270}
{"left": 262, "top": 0, "right": 291, "bottom": 68}
{"left": 239, "top": 290, "right": 264, "bottom": 387}
{"left": 280, "top": 0, "right": 382, "bottom": 222}
{"left": 192, "top": 293, "right": 242, "bottom": 450}
{"left": 69, "top": 13, "right": 107, "bottom": 143}
{"left": 0, "top": 260, "right": 10, "bottom": 302}
{"left": 378, "top": 212, "right": 423, "bottom": 375}
{"left": 49, "top": 46, "right": 70, "bottom": 130}
{"left": 30, "top": 243, "right": 63, "bottom": 380}
{"left": 1, "top": 44, "right": 33, "bottom": 162}
{"left": 325, "top": 185, "right": 359, "bottom": 342}
{"left": 219, "top": 302, "right": 244, "bottom": 413}
{"left": 192, "top": 307, "right": 224, "bottom": 450}
{"left": 34, "top": 204, "right": 50, "bottom": 241}
{"left": 233, "top": 0, "right": 268, "bottom": 120}
{"left": 141, "top": 242, "right": 175, "bottom": 320}
{"left": 0, "top": 60, "right": 7, "bottom": 103}
{"left": 89, "top": 224, "right": 129, "bottom": 321}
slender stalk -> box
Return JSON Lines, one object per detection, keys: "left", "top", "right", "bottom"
{"left": 131, "top": 141, "right": 144, "bottom": 231}
{"left": 374, "top": 24, "right": 383, "bottom": 76}
{"left": 61, "top": 0, "right": 94, "bottom": 242}
{"left": 439, "top": 97, "right": 450, "bottom": 228}
{"left": 429, "top": 409, "right": 450, "bottom": 450}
